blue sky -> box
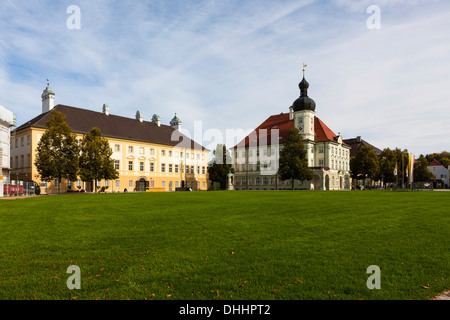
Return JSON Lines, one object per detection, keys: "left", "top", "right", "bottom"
{"left": 0, "top": 0, "right": 449, "bottom": 155}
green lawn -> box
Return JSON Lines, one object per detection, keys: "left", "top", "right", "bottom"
{"left": 0, "top": 190, "right": 448, "bottom": 300}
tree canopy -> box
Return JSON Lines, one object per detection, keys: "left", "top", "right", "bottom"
{"left": 277, "top": 128, "right": 313, "bottom": 190}
{"left": 34, "top": 111, "right": 79, "bottom": 193}
{"left": 79, "top": 127, "right": 119, "bottom": 191}
{"left": 208, "top": 144, "right": 234, "bottom": 190}
{"left": 414, "top": 155, "right": 435, "bottom": 182}
{"left": 350, "top": 145, "right": 379, "bottom": 183}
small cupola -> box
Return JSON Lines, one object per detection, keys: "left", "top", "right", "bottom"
{"left": 151, "top": 114, "right": 161, "bottom": 127}
{"left": 170, "top": 113, "right": 181, "bottom": 130}
{"left": 41, "top": 80, "right": 55, "bottom": 114}
{"left": 102, "top": 104, "right": 110, "bottom": 116}
{"left": 136, "top": 110, "right": 143, "bottom": 122}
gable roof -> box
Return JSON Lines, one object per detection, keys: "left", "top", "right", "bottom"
{"left": 342, "top": 137, "right": 382, "bottom": 157}
{"left": 427, "top": 159, "right": 443, "bottom": 167}
{"left": 14, "top": 105, "right": 206, "bottom": 150}
{"left": 234, "top": 112, "right": 345, "bottom": 148}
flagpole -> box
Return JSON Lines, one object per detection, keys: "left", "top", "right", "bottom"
{"left": 402, "top": 151, "right": 404, "bottom": 190}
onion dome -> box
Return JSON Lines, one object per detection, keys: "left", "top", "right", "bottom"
{"left": 292, "top": 76, "right": 316, "bottom": 112}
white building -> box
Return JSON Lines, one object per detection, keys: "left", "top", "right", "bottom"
{"left": 0, "top": 105, "right": 16, "bottom": 197}
{"left": 232, "top": 74, "right": 352, "bottom": 190}
{"left": 427, "top": 159, "right": 449, "bottom": 188}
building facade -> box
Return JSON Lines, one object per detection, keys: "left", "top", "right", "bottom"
{"left": 232, "top": 74, "right": 352, "bottom": 190}
{"left": 427, "top": 159, "right": 449, "bottom": 188}
{"left": 11, "top": 85, "right": 209, "bottom": 194}
{"left": 0, "top": 105, "right": 16, "bottom": 197}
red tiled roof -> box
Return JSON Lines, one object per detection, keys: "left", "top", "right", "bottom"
{"left": 234, "top": 113, "right": 341, "bottom": 148}
{"left": 428, "top": 159, "right": 442, "bottom": 166}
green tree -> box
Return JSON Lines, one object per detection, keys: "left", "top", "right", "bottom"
{"left": 377, "top": 148, "right": 397, "bottom": 185}
{"left": 34, "top": 111, "right": 79, "bottom": 194}
{"left": 414, "top": 155, "right": 435, "bottom": 182}
{"left": 394, "top": 148, "right": 410, "bottom": 188}
{"left": 207, "top": 144, "right": 234, "bottom": 190}
{"left": 350, "top": 145, "right": 379, "bottom": 186}
{"left": 425, "top": 151, "right": 450, "bottom": 165}
{"left": 277, "top": 128, "right": 313, "bottom": 190}
{"left": 79, "top": 127, "right": 119, "bottom": 192}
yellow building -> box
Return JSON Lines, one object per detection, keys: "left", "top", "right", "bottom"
{"left": 10, "top": 85, "right": 209, "bottom": 194}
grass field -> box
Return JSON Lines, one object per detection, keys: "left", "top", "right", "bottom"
{"left": 0, "top": 190, "right": 448, "bottom": 300}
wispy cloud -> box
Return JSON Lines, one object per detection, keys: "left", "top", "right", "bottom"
{"left": 0, "top": 0, "right": 449, "bottom": 155}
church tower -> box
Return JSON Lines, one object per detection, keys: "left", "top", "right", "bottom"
{"left": 291, "top": 72, "right": 316, "bottom": 141}
{"left": 41, "top": 81, "right": 55, "bottom": 114}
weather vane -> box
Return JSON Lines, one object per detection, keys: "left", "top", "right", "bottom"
{"left": 302, "top": 63, "right": 307, "bottom": 75}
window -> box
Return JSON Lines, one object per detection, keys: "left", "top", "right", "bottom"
{"left": 162, "top": 181, "right": 166, "bottom": 188}
{"left": 15, "top": 139, "right": 18, "bottom": 148}
{"left": 20, "top": 155, "right": 24, "bottom": 168}
{"left": 197, "top": 154, "right": 200, "bottom": 160}
{"left": 202, "top": 166, "right": 205, "bottom": 174}
{"left": 150, "top": 149, "right": 154, "bottom": 155}
{"left": 67, "top": 180, "right": 72, "bottom": 188}
{"left": 55, "top": 179, "right": 60, "bottom": 188}
{"left": 77, "top": 180, "right": 82, "bottom": 188}
{"left": 105, "top": 180, "right": 109, "bottom": 188}
{"left": 150, "top": 162, "right": 154, "bottom": 172}
{"left": 186, "top": 152, "right": 189, "bottom": 159}
{"left": 197, "top": 166, "right": 200, "bottom": 174}
{"left": 161, "top": 150, "right": 166, "bottom": 156}
{"left": 27, "top": 135, "right": 30, "bottom": 145}
{"left": 169, "top": 181, "right": 173, "bottom": 189}
{"left": 115, "top": 160, "right": 120, "bottom": 170}
{"left": 161, "top": 163, "right": 166, "bottom": 172}
{"left": 129, "top": 180, "right": 133, "bottom": 188}
{"left": 128, "top": 161, "right": 133, "bottom": 171}
{"left": 319, "top": 159, "right": 324, "bottom": 167}
{"left": 21, "top": 137, "right": 24, "bottom": 146}
{"left": 128, "top": 146, "right": 133, "bottom": 153}
{"left": 169, "top": 164, "right": 173, "bottom": 173}
{"left": 255, "top": 177, "right": 261, "bottom": 186}
{"left": 115, "top": 180, "right": 120, "bottom": 188}
{"left": 140, "top": 162, "right": 144, "bottom": 171}
{"left": 202, "top": 182, "right": 205, "bottom": 188}
{"left": 115, "top": 145, "right": 120, "bottom": 152}
{"left": 151, "top": 181, "right": 154, "bottom": 188}
{"left": 169, "top": 151, "right": 172, "bottom": 157}
{"left": 191, "top": 153, "right": 194, "bottom": 159}
{"left": 191, "top": 166, "right": 194, "bottom": 174}
{"left": 27, "top": 154, "right": 30, "bottom": 167}
{"left": 202, "top": 154, "right": 205, "bottom": 160}
{"left": 175, "top": 165, "right": 179, "bottom": 173}
{"left": 140, "top": 147, "right": 144, "bottom": 154}
{"left": 176, "top": 181, "right": 179, "bottom": 188}
{"left": 175, "top": 151, "right": 179, "bottom": 157}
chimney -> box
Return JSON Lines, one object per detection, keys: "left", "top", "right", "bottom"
{"left": 289, "top": 106, "right": 294, "bottom": 120}
{"left": 41, "top": 81, "right": 55, "bottom": 114}
{"left": 136, "top": 110, "right": 143, "bottom": 123}
{"left": 357, "top": 136, "right": 361, "bottom": 143}
{"left": 151, "top": 114, "right": 161, "bottom": 127}
{"left": 102, "top": 104, "right": 110, "bottom": 116}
